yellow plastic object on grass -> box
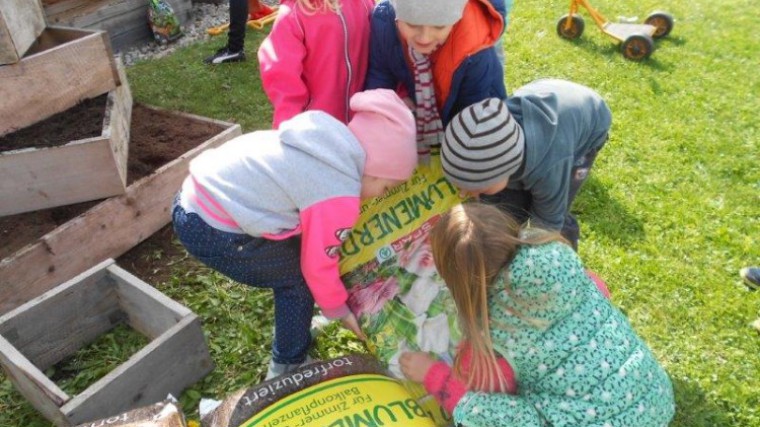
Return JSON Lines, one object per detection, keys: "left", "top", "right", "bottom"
{"left": 556, "top": 0, "right": 674, "bottom": 61}
{"left": 247, "top": 12, "right": 278, "bottom": 30}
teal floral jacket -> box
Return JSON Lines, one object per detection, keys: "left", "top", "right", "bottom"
{"left": 452, "top": 242, "right": 675, "bottom": 427}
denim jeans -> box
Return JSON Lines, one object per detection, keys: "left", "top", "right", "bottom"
{"left": 172, "top": 199, "right": 313, "bottom": 364}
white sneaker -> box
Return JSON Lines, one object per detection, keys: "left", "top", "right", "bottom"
{"left": 310, "top": 314, "right": 331, "bottom": 339}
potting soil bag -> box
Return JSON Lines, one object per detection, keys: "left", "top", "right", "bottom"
{"left": 76, "top": 397, "right": 186, "bottom": 427}
{"left": 148, "top": 0, "right": 183, "bottom": 44}
{"left": 339, "top": 157, "right": 464, "bottom": 426}
{"left": 202, "top": 354, "right": 436, "bottom": 427}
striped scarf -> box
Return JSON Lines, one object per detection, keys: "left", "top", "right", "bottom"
{"left": 409, "top": 47, "right": 444, "bottom": 164}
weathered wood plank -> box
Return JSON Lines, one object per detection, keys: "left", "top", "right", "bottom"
{"left": 104, "top": 59, "right": 132, "bottom": 189}
{"left": 0, "top": 60, "right": 131, "bottom": 216}
{"left": 43, "top": 0, "right": 192, "bottom": 52}
{"left": 0, "top": 259, "right": 213, "bottom": 426}
{"left": 0, "top": 0, "right": 46, "bottom": 65}
{"left": 44, "top": 0, "right": 105, "bottom": 21}
{"left": 0, "top": 26, "right": 120, "bottom": 136}
{"left": 109, "top": 264, "right": 190, "bottom": 339}
{"left": 0, "top": 260, "right": 121, "bottom": 370}
{"left": 0, "top": 334, "right": 71, "bottom": 426}
{"left": 0, "top": 117, "right": 241, "bottom": 316}
{"left": 60, "top": 315, "right": 213, "bottom": 425}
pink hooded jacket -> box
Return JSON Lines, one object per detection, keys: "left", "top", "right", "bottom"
{"left": 258, "top": 0, "right": 375, "bottom": 128}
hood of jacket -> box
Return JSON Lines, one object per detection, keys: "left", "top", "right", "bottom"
{"left": 278, "top": 111, "right": 366, "bottom": 180}
{"left": 427, "top": 0, "right": 504, "bottom": 110}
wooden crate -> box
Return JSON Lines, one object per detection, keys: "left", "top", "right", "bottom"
{"left": 43, "top": 0, "right": 192, "bottom": 52}
{"left": 0, "top": 110, "right": 242, "bottom": 316}
{"left": 0, "top": 26, "right": 121, "bottom": 136}
{"left": 0, "top": 59, "right": 131, "bottom": 216}
{"left": 0, "top": 259, "right": 214, "bottom": 426}
{"left": 0, "top": 0, "right": 46, "bottom": 65}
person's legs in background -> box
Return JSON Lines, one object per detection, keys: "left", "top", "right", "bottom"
{"left": 204, "top": 0, "right": 248, "bottom": 64}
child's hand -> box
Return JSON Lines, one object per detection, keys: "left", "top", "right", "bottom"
{"left": 340, "top": 312, "right": 366, "bottom": 341}
{"left": 399, "top": 351, "right": 436, "bottom": 383}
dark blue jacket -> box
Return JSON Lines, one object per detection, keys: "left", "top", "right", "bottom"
{"left": 505, "top": 79, "right": 612, "bottom": 230}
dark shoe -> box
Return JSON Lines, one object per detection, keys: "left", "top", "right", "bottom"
{"left": 265, "top": 355, "right": 316, "bottom": 380}
{"left": 740, "top": 267, "right": 760, "bottom": 290}
{"left": 203, "top": 47, "right": 245, "bottom": 65}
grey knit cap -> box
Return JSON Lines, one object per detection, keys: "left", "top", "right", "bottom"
{"left": 391, "top": 0, "right": 468, "bottom": 26}
{"left": 442, "top": 98, "right": 525, "bottom": 190}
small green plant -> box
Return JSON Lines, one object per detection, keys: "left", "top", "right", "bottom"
{"left": 46, "top": 324, "right": 149, "bottom": 396}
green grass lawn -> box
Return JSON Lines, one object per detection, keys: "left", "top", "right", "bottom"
{"left": 1, "top": 0, "right": 758, "bottom": 425}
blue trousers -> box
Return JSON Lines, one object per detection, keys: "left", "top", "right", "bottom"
{"left": 172, "top": 200, "right": 313, "bottom": 364}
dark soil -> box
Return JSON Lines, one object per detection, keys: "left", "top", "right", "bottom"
{"left": 116, "top": 223, "right": 193, "bottom": 286}
{"left": 0, "top": 102, "right": 227, "bottom": 275}
{"left": 0, "top": 95, "right": 107, "bottom": 151}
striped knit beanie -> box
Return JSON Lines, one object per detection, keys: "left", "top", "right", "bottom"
{"left": 442, "top": 98, "right": 524, "bottom": 190}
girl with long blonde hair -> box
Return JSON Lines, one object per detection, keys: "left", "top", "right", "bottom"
{"left": 400, "top": 203, "right": 674, "bottom": 426}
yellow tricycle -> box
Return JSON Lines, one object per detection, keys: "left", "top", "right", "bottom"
{"left": 556, "top": 0, "right": 674, "bottom": 61}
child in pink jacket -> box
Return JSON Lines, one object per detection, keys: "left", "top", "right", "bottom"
{"left": 258, "top": 0, "right": 374, "bottom": 128}
{"left": 172, "top": 90, "right": 417, "bottom": 380}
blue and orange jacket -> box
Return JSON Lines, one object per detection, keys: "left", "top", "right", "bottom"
{"left": 365, "top": 0, "right": 506, "bottom": 125}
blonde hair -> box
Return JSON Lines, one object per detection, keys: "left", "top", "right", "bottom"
{"left": 296, "top": 0, "right": 341, "bottom": 14}
{"left": 429, "top": 202, "right": 563, "bottom": 392}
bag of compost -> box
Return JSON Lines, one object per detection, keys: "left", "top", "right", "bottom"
{"left": 148, "top": 0, "right": 183, "bottom": 44}
{"left": 338, "top": 156, "right": 464, "bottom": 426}
{"left": 76, "top": 397, "right": 186, "bottom": 427}
{"left": 201, "top": 355, "right": 411, "bottom": 427}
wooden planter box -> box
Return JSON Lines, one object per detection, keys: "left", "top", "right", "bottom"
{"left": 0, "top": 259, "right": 214, "bottom": 426}
{"left": 0, "top": 110, "right": 242, "bottom": 316}
{"left": 43, "top": 0, "right": 192, "bottom": 52}
{"left": 0, "top": 26, "right": 120, "bottom": 136}
{"left": 0, "top": 0, "right": 46, "bottom": 65}
{"left": 0, "top": 59, "right": 132, "bottom": 217}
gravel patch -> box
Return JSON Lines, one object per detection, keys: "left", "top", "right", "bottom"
{"left": 121, "top": 2, "right": 268, "bottom": 66}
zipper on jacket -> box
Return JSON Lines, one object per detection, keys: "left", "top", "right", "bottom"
{"left": 338, "top": 9, "right": 351, "bottom": 124}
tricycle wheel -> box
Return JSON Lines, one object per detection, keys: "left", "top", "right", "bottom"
{"left": 645, "top": 11, "right": 674, "bottom": 38}
{"left": 621, "top": 34, "right": 654, "bottom": 61}
{"left": 556, "top": 14, "right": 584, "bottom": 39}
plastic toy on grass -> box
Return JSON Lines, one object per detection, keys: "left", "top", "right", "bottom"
{"left": 556, "top": 0, "right": 674, "bottom": 61}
